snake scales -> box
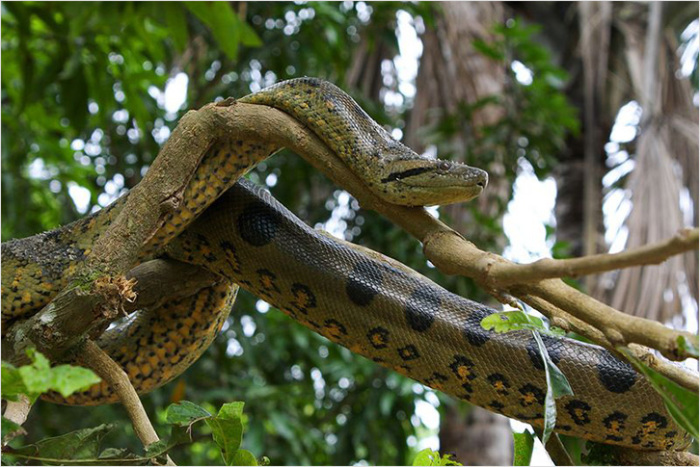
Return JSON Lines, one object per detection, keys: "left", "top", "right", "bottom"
{"left": 1, "top": 78, "right": 690, "bottom": 451}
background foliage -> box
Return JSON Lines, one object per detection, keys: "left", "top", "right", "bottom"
{"left": 1, "top": 2, "right": 697, "bottom": 466}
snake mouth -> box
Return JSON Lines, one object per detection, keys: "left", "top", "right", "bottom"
{"left": 394, "top": 165, "right": 488, "bottom": 191}
{"left": 378, "top": 162, "right": 488, "bottom": 206}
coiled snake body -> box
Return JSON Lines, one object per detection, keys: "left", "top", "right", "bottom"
{"left": 1, "top": 78, "right": 689, "bottom": 451}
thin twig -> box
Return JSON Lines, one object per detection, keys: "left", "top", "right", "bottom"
{"left": 77, "top": 340, "right": 176, "bottom": 466}
{"left": 627, "top": 343, "right": 699, "bottom": 392}
{"left": 490, "top": 228, "right": 698, "bottom": 284}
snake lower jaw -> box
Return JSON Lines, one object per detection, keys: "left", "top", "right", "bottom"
{"left": 384, "top": 182, "right": 485, "bottom": 206}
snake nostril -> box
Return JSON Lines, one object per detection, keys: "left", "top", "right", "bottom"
{"left": 477, "top": 181, "right": 485, "bottom": 188}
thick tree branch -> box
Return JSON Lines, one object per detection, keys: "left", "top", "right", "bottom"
{"left": 2, "top": 100, "right": 240, "bottom": 366}
{"left": 2, "top": 259, "right": 217, "bottom": 366}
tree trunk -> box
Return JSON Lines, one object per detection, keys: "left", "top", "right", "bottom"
{"left": 408, "top": 3, "right": 514, "bottom": 463}
{"left": 439, "top": 405, "right": 513, "bottom": 466}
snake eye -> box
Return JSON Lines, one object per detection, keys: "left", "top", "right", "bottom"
{"left": 438, "top": 161, "right": 451, "bottom": 171}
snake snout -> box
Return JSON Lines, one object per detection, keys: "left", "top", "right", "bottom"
{"left": 473, "top": 168, "right": 488, "bottom": 190}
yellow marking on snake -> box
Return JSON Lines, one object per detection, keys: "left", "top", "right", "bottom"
{"left": 1, "top": 78, "right": 690, "bottom": 451}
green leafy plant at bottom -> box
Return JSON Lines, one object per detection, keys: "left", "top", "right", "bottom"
{"left": 411, "top": 448, "right": 462, "bottom": 466}
{"left": 2, "top": 401, "right": 263, "bottom": 466}
{"left": 1, "top": 351, "right": 262, "bottom": 465}
{"left": 2, "top": 348, "right": 101, "bottom": 441}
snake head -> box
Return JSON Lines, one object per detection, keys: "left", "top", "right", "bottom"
{"left": 376, "top": 157, "right": 488, "bottom": 206}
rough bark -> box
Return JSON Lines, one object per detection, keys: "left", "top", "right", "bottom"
{"left": 406, "top": 4, "right": 514, "bottom": 460}
{"left": 439, "top": 406, "right": 513, "bottom": 466}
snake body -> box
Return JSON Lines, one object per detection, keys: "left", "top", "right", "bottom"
{"left": 1, "top": 78, "right": 690, "bottom": 451}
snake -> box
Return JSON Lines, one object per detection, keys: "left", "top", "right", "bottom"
{"left": 0, "top": 78, "right": 691, "bottom": 451}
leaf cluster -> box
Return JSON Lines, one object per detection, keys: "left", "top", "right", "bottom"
{"left": 2, "top": 398, "right": 261, "bottom": 466}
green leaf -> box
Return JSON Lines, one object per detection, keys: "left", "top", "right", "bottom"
{"left": 482, "top": 310, "right": 542, "bottom": 333}
{"left": 472, "top": 38, "right": 504, "bottom": 60}
{"left": 165, "top": 400, "right": 212, "bottom": 426}
{"left": 144, "top": 425, "right": 191, "bottom": 461}
{"left": 677, "top": 335, "right": 699, "bottom": 358}
{"left": 481, "top": 310, "right": 566, "bottom": 338}
{"left": 184, "top": 2, "right": 244, "bottom": 60}
{"left": 620, "top": 348, "right": 699, "bottom": 439}
{"left": 1, "top": 361, "right": 26, "bottom": 400}
{"left": 513, "top": 431, "right": 535, "bottom": 466}
{"left": 533, "top": 331, "right": 573, "bottom": 445}
{"left": 163, "top": 401, "right": 252, "bottom": 465}
{"left": 230, "top": 449, "right": 258, "bottom": 466}
{"left": 11, "top": 349, "right": 100, "bottom": 402}
{"left": 206, "top": 405, "right": 244, "bottom": 465}
{"left": 237, "top": 18, "right": 262, "bottom": 47}
{"left": 49, "top": 364, "right": 102, "bottom": 397}
{"left": 2, "top": 416, "right": 23, "bottom": 440}
{"left": 163, "top": 4, "right": 189, "bottom": 52}
{"left": 412, "top": 448, "right": 461, "bottom": 466}
{"left": 12, "top": 424, "right": 114, "bottom": 461}
{"left": 18, "top": 348, "right": 53, "bottom": 399}
{"left": 218, "top": 401, "right": 245, "bottom": 420}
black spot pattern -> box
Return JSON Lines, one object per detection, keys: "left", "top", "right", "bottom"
{"left": 486, "top": 373, "right": 511, "bottom": 396}
{"left": 518, "top": 384, "right": 545, "bottom": 407}
{"left": 489, "top": 400, "right": 505, "bottom": 412}
{"left": 257, "top": 269, "right": 281, "bottom": 295}
{"left": 405, "top": 286, "right": 439, "bottom": 332}
{"left": 639, "top": 412, "right": 668, "bottom": 435}
{"left": 290, "top": 283, "right": 316, "bottom": 314}
{"left": 596, "top": 350, "right": 637, "bottom": 393}
{"left": 565, "top": 400, "right": 592, "bottom": 426}
{"left": 238, "top": 202, "right": 281, "bottom": 246}
{"left": 463, "top": 305, "right": 492, "bottom": 346}
{"left": 346, "top": 260, "right": 382, "bottom": 306}
{"left": 424, "top": 372, "right": 449, "bottom": 389}
{"left": 603, "top": 411, "right": 627, "bottom": 441}
{"left": 664, "top": 432, "right": 677, "bottom": 449}
{"left": 526, "top": 334, "right": 562, "bottom": 370}
{"left": 367, "top": 327, "right": 390, "bottom": 349}
{"left": 219, "top": 240, "right": 242, "bottom": 273}
{"left": 449, "top": 355, "right": 477, "bottom": 382}
{"left": 398, "top": 345, "right": 420, "bottom": 361}
{"left": 323, "top": 319, "right": 347, "bottom": 339}
{"left": 516, "top": 413, "right": 544, "bottom": 421}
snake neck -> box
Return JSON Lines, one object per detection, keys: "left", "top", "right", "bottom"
{"left": 239, "top": 77, "right": 488, "bottom": 206}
